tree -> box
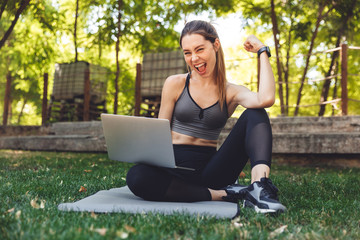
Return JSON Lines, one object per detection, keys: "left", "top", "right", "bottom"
{"left": 5, "top": 0, "right": 360, "bottom": 124}
{"left": 1, "top": 0, "right": 31, "bottom": 125}
{"left": 114, "top": 0, "right": 122, "bottom": 114}
{"left": 1, "top": 0, "right": 240, "bottom": 124}
{"left": 89, "top": 0, "right": 238, "bottom": 114}
{"left": 318, "top": 0, "right": 358, "bottom": 116}
{"left": 74, "top": 0, "right": 79, "bottom": 62}
{"left": 270, "top": 0, "right": 285, "bottom": 115}
{"left": 294, "top": 0, "right": 335, "bottom": 116}
{"left": 237, "top": 0, "right": 360, "bottom": 116}
{"left": 1, "top": 0, "right": 61, "bottom": 124}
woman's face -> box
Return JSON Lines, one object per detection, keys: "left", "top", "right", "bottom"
{"left": 181, "top": 33, "right": 219, "bottom": 78}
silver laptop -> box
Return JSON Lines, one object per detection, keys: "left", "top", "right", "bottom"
{"left": 101, "top": 114, "right": 194, "bottom": 171}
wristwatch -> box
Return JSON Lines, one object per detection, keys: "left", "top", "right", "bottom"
{"left": 257, "top": 46, "right": 271, "bottom": 58}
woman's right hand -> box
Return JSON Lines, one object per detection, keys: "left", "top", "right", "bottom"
{"left": 243, "top": 35, "right": 265, "bottom": 53}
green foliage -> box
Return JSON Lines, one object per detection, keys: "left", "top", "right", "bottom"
{"left": 1, "top": 0, "right": 239, "bottom": 124}
{"left": 1, "top": 150, "right": 360, "bottom": 239}
{"left": 1, "top": 0, "right": 360, "bottom": 124}
{"left": 0, "top": 0, "right": 59, "bottom": 125}
{"left": 237, "top": 0, "right": 360, "bottom": 116}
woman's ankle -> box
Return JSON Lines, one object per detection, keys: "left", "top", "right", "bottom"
{"left": 209, "top": 189, "right": 227, "bottom": 201}
{"left": 251, "top": 164, "right": 270, "bottom": 183}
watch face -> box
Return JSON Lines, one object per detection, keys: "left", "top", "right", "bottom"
{"left": 266, "top": 47, "right": 271, "bottom": 57}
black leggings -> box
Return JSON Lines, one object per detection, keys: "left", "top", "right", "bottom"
{"left": 126, "top": 108, "right": 272, "bottom": 202}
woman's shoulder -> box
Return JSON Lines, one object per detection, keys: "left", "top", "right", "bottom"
{"left": 166, "top": 73, "right": 187, "bottom": 83}
{"left": 163, "top": 73, "right": 187, "bottom": 89}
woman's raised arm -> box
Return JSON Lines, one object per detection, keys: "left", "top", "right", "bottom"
{"left": 232, "top": 35, "right": 275, "bottom": 109}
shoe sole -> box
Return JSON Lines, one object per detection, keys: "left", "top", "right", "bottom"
{"left": 243, "top": 200, "right": 283, "bottom": 214}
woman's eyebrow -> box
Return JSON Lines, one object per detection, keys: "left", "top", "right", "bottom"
{"left": 183, "top": 44, "right": 205, "bottom": 52}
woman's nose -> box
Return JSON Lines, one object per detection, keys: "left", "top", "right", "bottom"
{"left": 191, "top": 53, "right": 199, "bottom": 61}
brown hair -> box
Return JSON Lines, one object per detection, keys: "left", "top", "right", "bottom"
{"left": 179, "top": 20, "right": 227, "bottom": 109}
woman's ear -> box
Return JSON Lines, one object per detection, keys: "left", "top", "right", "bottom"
{"left": 214, "top": 38, "right": 221, "bottom": 52}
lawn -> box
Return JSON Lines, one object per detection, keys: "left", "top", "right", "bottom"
{"left": 1, "top": 150, "right": 359, "bottom": 239}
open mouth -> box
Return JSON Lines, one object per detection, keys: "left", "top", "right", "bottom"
{"left": 194, "top": 63, "right": 206, "bottom": 73}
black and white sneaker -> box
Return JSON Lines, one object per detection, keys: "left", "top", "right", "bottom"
{"left": 243, "top": 177, "right": 286, "bottom": 213}
{"left": 222, "top": 184, "right": 248, "bottom": 203}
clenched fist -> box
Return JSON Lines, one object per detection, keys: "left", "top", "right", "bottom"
{"left": 243, "top": 35, "right": 265, "bottom": 53}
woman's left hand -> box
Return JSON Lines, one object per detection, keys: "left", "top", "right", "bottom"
{"left": 243, "top": 35, "right": 265, "bottom": 53}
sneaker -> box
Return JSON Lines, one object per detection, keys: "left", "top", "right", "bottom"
{"left": 222, "top": 184, "right": 248, "bottom": 203}
{"left": 243, "top": 177, "right": 286, "bottom": 213}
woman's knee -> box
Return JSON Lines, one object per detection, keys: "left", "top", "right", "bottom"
{"left": 126, "top": 164, "right": 149, "bottom": 196}
{"left": 242, "top": 108, "right": 269, "bottom": 122}
{"left": 232, "top": 108, "right": 270, "bottom": 132}
{"left": 126, "top": 164, "right": 171, "bottom": 201}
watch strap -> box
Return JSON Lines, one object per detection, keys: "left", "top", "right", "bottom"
{"left": 257, "top": 46, "right": 271, "bottom": 58}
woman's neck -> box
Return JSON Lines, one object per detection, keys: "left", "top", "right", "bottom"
{"left": 191, "top": 71, "right": 217, "bottom": 86}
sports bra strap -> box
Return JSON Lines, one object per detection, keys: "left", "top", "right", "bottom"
{"left": 185, "top": 73, "right": 190, "bottom": 87}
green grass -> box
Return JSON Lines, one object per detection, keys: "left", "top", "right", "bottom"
{"left": 1, "top": 150, "right": 359, "bottom": 239}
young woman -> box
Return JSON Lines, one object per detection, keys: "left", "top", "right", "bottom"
{"left": 126, "top": 20, "right": 286, "bottom": 213}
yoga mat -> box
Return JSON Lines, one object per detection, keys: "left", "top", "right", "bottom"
{"left": 58, "top": 186, "right": 239, "bottom": 219}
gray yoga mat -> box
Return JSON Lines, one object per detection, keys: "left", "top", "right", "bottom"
{"left": 58, "top": 186, "right": 239, "bottom": 219}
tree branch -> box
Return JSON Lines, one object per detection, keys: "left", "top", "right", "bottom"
{"left": 0, "top": 0, "right": 31, "bottom": 51}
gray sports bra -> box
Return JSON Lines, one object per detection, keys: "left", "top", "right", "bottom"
{"left": 171, "top": 74, "right": 229, "bottom": 140}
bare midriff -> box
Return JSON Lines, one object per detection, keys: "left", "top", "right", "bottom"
{"left": 171, "top": 131, "right": 218, "bottom": 148}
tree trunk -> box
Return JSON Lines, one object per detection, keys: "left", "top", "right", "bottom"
{"left": 98, "top": 7, "right": 102, "bottom": 60}
{"left": 284, "top": 27, "right": 292, "bottom": 116}
{"left": 98, "top": 29, "right": 102, "bottom": 60}
{"left": 318, "top": 0, "right": 356, "bottom": 116}
{"left": 278, "top": 15, "right": 293, "bottom": 116}
{"left": 270, "top": 0, "right": 285, "bottom": 115}
{"left": 294, "top": 3, "right": 327, "bottom": 116}
{"left": 3, "top": 72, "right": 12, "bottom": 126}
{"left": 332, "top": 76, "right": 339, "bottom": 116}
{"left": 0, "top": 0, "right": 30, "bottom": 51}
{"left": 113, "top": 0, "right": 123, "bottom": 114}
{"left": 74, "top": 0, "right": 79, "bottom": 62}
{"left": 17, "top": 98, "right": 28, "bottom": 125}
{"left": 318, "top": 38, "right": 340, "bottom": 116}
{"left": 42, "top": 73, "right": 48, "bottom": 125}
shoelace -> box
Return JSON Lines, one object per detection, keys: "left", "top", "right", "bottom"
{"left": 222, "top": 186, "right": 248, "bottom": 203}
{"left": 260, "top": 179, "right": 279, "bottom": 200}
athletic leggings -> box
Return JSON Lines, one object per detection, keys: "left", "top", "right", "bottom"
{"left": 126, "top": 108, "right": 272, "bottom": 202}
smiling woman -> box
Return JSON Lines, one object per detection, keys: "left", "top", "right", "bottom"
{"left": 181, "top": 31, "right": 220, "bottom": 76}
{"left": 180, "top": 22, "right": 226, "bottom": 113}
{"left": 126, "top": 20, "right": 285, "bottom": 214}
